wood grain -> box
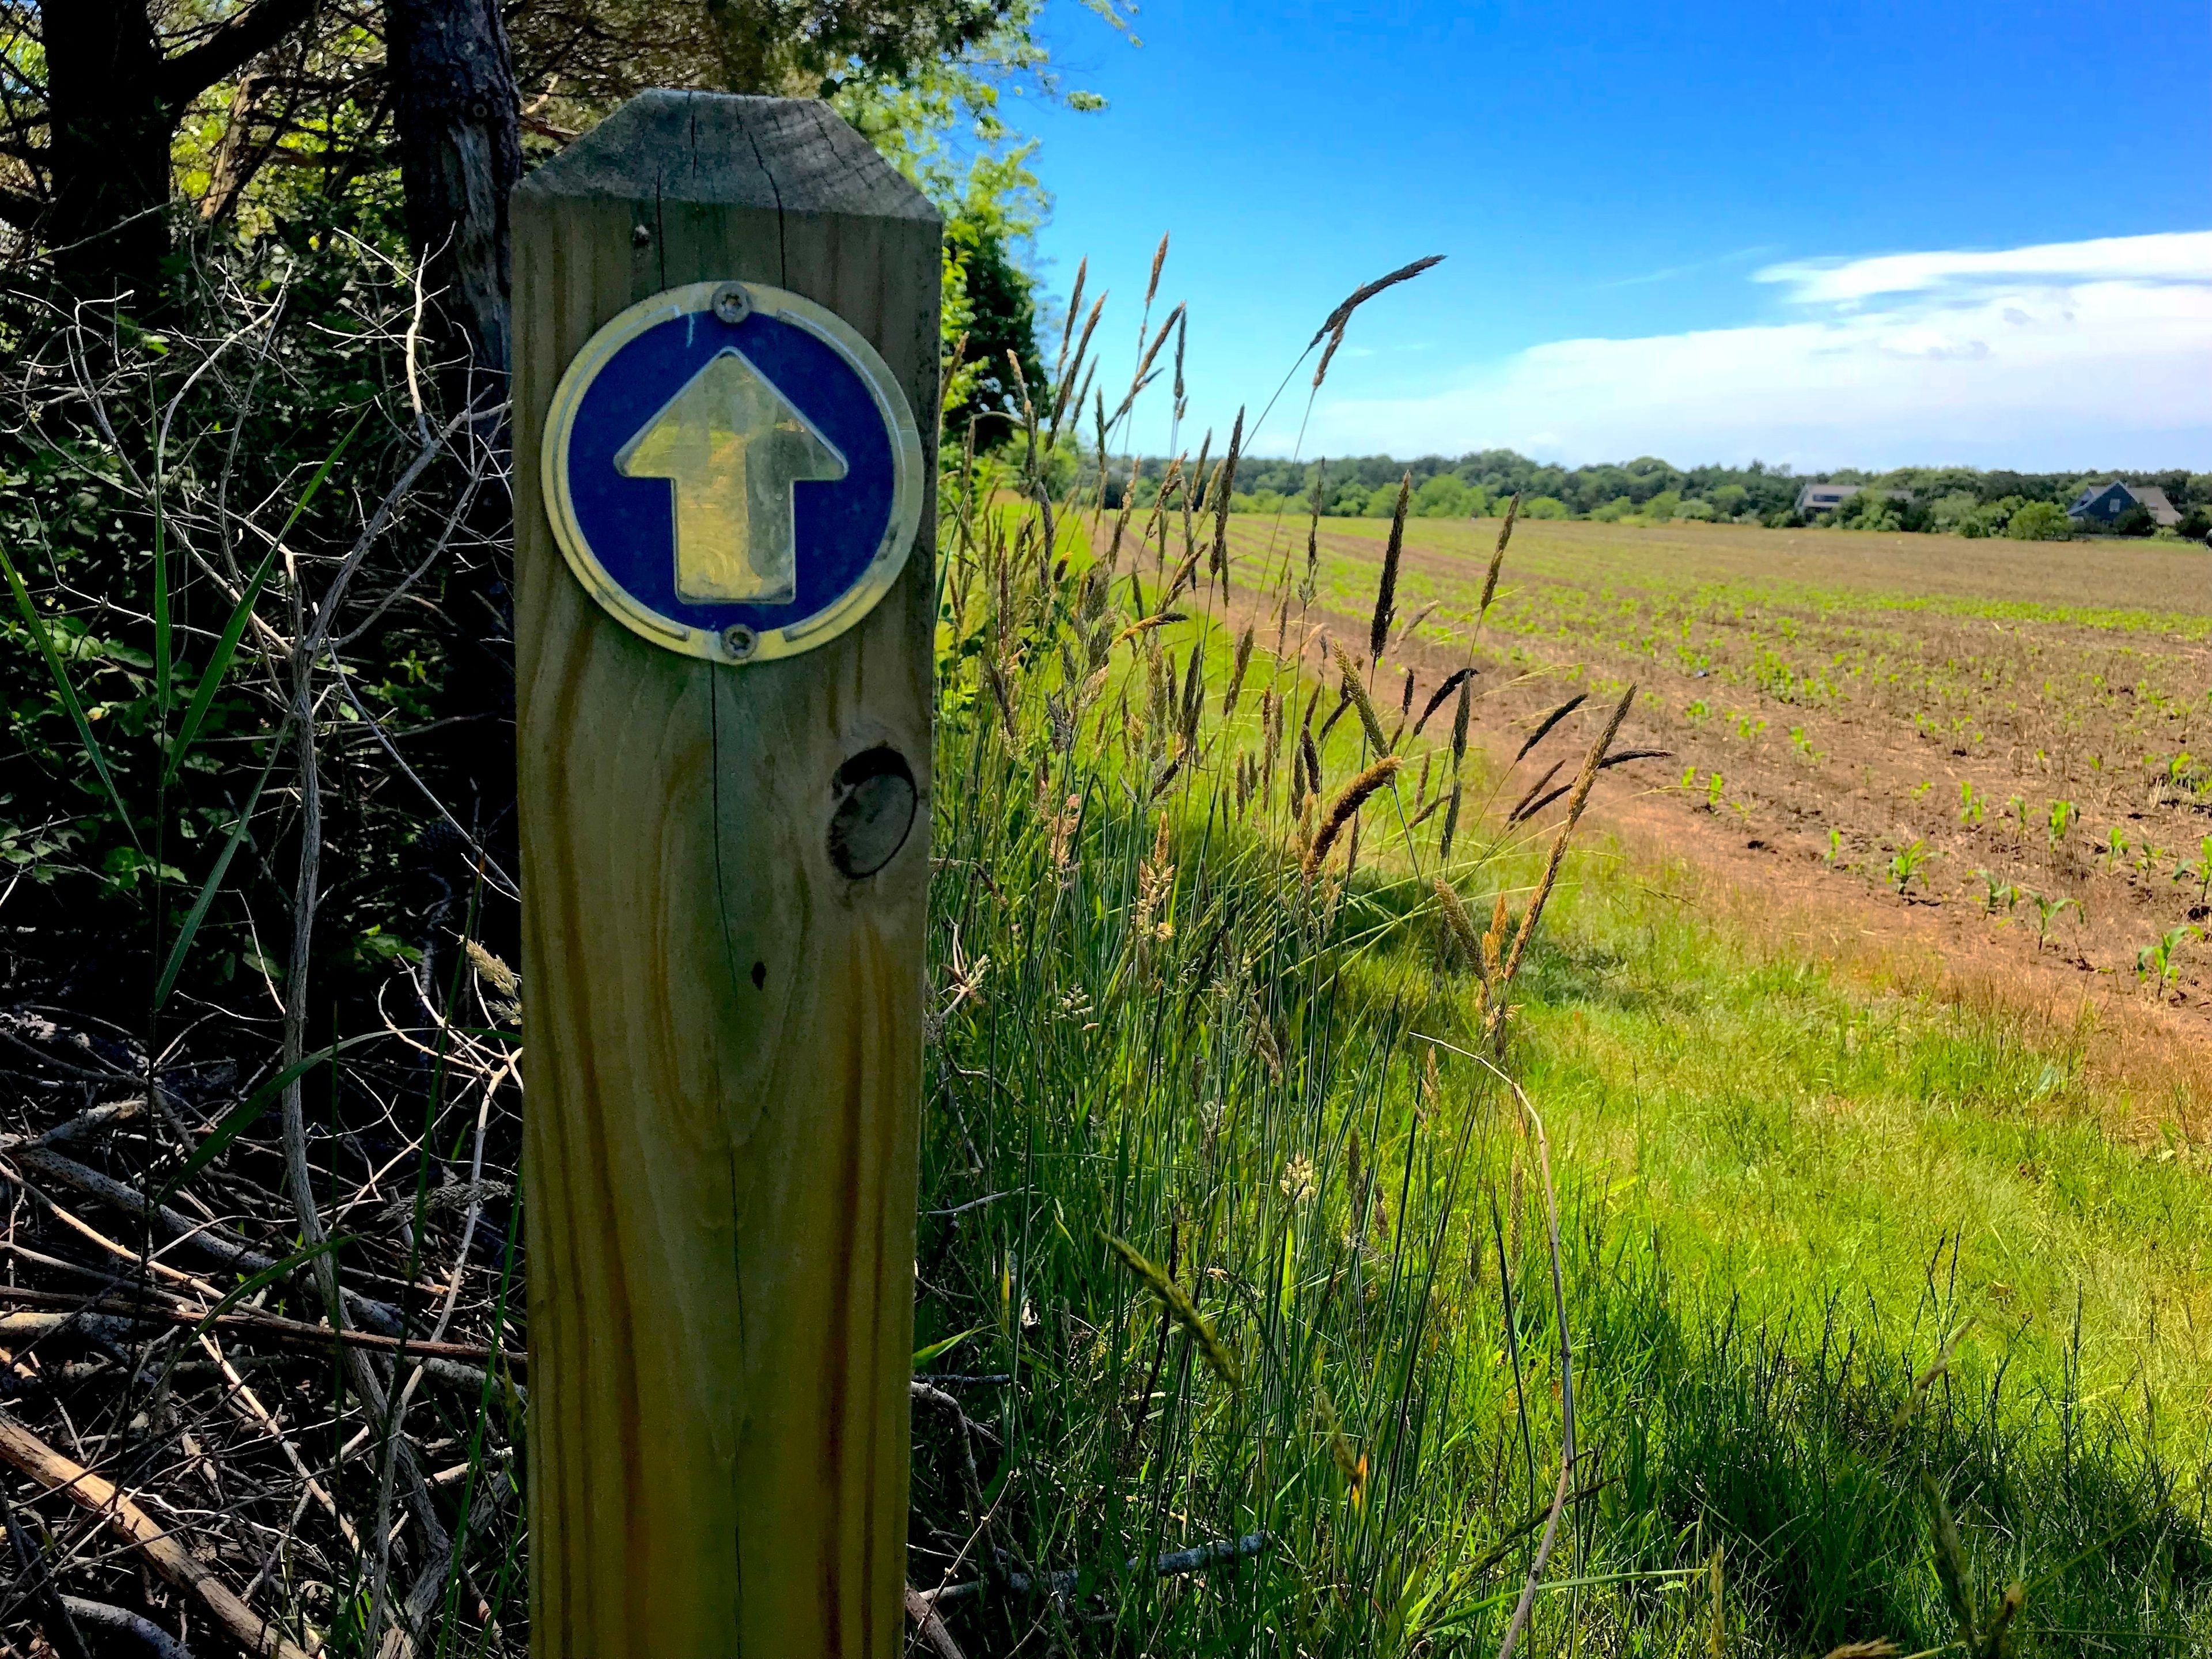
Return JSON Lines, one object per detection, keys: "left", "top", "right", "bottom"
{"left": 511, "top": 91, "right": 938, "bottom": 1659}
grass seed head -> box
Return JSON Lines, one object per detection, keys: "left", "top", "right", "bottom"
{"left": 1304, "top": 756, "right": 1402, "bottom": 881}
{"left": 1103, "top": 1232, "right": 1241, "bottom": 1389}
{"left": 1370, "top": 471, "right": 1410, "bottom": 657}
{"left": 1331, "top": 641, "right": 1391, "bottom": 755}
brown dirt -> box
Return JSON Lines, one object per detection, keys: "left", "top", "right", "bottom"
{"left": 1172, "top": 512, "right": 2212, "bottom": 1108}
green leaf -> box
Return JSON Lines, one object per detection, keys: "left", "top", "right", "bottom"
{"left": 0, "top": 536, "right": 139, "bottom": 850}
{"left": 153, "top": 1235, "right": 355, "bottom": 1396}
{"left": 912, "top": 1325, "right": 984, "bottom": 1369}
{"left": 187, "top": 1235, "right": 354, "bottom": 1341}
{"left": 153, "top": 737, "right": 282, "bottom": 1012}
{"left": 156, "top": 1032, "right": 381, "bottom": 1205}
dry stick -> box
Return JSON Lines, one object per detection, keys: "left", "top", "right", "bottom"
{"left": 362, "top": 1073, "right": 497, "bottom": 1654}
{"left": 0, "top": 1285, "right": 518, "bottom": 1372}
{"left": 59, "top": 1599, "right": 190, "bottom": 1659}
{"left": 0, "top": 1408, "right": 312, "bottom": 1659}
{"left": 279, "top": 647, "right": 451, "bottom": 1641}
{"left": 199, "top": 1329, "right": 362, "bottom": 1552}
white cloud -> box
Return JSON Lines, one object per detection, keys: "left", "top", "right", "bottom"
{"left": 1298, "top": 232, "right": 2212, "bottom": 469}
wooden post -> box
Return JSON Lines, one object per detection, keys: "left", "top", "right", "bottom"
{"left": 510, "top": 92, "right": 938, "bottom": 1659}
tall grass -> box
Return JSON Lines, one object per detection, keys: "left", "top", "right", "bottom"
{"left": 906, "top": 269, "right": 2212, "bottom": 1655}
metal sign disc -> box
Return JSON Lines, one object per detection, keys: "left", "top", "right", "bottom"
{"left": 541, "top": 280, "right": 926, "bottom": 663}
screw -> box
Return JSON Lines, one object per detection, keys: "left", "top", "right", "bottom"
{"left": 710, "top": 282, "right": 752, "bottom": 325}
{"left": 720, "top": 623, "right": 759, "bottom": 661}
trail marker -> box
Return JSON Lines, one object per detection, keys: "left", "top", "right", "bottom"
{"left": 512, "top": 92, "right": 938, "bottom": 1659}
{"left": 543, "top": 278, "right": 924, "bottom": 657}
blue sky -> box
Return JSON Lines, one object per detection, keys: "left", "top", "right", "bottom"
{"left": 1010, "top": 0, "right": 2212, "bottom": 470}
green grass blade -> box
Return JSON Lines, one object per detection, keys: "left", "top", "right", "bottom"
{"left": 151, "top": 1236, "right": 356, "bottom": 1397}
{"left": 164, "top": 410, "right": 365, "bottom": 787}
{"left": 164, "top": 545, "right": 275, "bottom": 787}
{"left": 156, "top": 1031, "right": 381, "bottom": 1206}
{"left": 0, "top": 537, "right": 140, "bottom": 851}
{"left": 151, "top": 738, "right": 282, "bottom": 1013}
{"left": 188, "top": 1235, "right": 354, "bottom": 1338}
{"left": 152, "top": 471, "right": 171, "bottom": 725}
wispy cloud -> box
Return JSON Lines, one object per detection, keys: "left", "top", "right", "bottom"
{"left": 1300, "top": 231, "right": 2212, "bottom": 469}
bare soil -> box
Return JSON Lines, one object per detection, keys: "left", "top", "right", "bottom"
{"left": 1194, "top": 513, "right": 2212, "bottom": 1102}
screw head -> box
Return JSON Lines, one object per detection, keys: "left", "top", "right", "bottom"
{"left": 632, "top": 223, "right": 653, "bottom": 248}
{"left": 720, "top": 623, "right": 759, "bottom": 661}
{"left": 710, "top": 282, "right": 753, "bottom": 325}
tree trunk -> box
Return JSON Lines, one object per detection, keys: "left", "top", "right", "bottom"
{"left": 44, "top": 0, "right": 173, "bottom": 303}
{"left": 388, "top": 0, "right": 524, "bottom": 387}
{"left": 387, "top": 0, "right": 527, "bottom": 907}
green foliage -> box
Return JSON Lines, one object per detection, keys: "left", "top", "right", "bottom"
{"left": 2007, "top": 500, "right": 2073, "bottom": 541}
{"left": 1888, "top": 838, "right": 1932, "bottom": 895}
{"left": 1411, "top": 472, "right": 1472, "bottom": 517}
{"left": 1217, "top": 453, "right": 2209, "bottom": 532}
{"left": 2135, "top": 923, "right": 2196, "bottom": 996}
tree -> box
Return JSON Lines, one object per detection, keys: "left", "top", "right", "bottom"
{"left": 704, "top": 0, "right": 1014, "bottom": 95}
{"left": 388, "top": 0, "right": 525, "bottom": 384}
{"left": 941, "top": 198, "right": 1043, "bottom": 443}
{"left": 1414, "top": 474, "right": 1469, "bottom": 517}
{"left": 26, "top": 0, "right": 324, "bottom": 302}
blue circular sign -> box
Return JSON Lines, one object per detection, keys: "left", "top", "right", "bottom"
{"left": 542, "top": 281, "right": 925, "bottom": 663}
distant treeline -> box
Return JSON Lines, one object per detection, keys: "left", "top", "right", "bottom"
{"left": 1099, "top": 449, "right": 2212, "bottom": 538}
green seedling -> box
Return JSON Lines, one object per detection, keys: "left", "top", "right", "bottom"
{"left": 2137, "top": 923, "right": 2198, "bottom": 998}
{"left": 1705, "top": 771, "right": 1725, "bottom": 812}
{"left": 1824, "top": 828, "right": 1843, "bottom": 865}
{"left": 1957, "top": 781, "right": 1985, "bottom": 827}
{"left": 2027, "top": 891, "right": 2079, "bottom": 952}
{"left": 2172, "top": 836, "right": 2212, "bottom": 904}
{"left": 1975, "top": 869, "right": 2018, "bottom": 916}
{"left": 2046, "top": 799, "right": 2076, "bottom": 850}
{"left": 1889, "top": 839, "right": 1932, "bottom": 896}
{"left": 1790, "top": 726, "right": 1824, "bottom": 764}
{"left": 1910, "top": 780, "right": 1934, "bottom": 802}
{"left": 2008, "top": 795, "right": 2029, "bottom": 839}
{"left": 2101, "top": 826, "right": 2128, "bottom": 873}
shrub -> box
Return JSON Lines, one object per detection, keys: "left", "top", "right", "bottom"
{"left": 2006, "top": 500, "right": 2072, "bottom": 540}
{"left": 1521, "top": 494, "right": 1570, "bottom": 519}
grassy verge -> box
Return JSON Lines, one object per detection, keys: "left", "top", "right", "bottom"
{"left": 911, "top": 471, "right": 2211, "bottom": 1654}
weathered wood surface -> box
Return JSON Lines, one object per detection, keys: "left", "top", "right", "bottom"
{"left": 511, "top": 91, "right": 938, "bottom": 1659}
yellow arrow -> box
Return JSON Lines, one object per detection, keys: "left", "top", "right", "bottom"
{"left": 614, "top": 347, "right": 848, "bottom": 604}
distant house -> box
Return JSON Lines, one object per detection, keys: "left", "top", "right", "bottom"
{"left": 2068, "top": 480, "right": 2181, "bottom": 528}
{"left": 1795, "top": 482, "right": 1857, "bottom": 516}
{"left": 1796, "top": 480, "right": 1911, "bottom": 517}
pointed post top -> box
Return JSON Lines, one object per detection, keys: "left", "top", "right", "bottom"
{"left": 517, "top": 90, "right": 938, "bottom": 224}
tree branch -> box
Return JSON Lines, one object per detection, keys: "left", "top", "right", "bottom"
{"left": 157, "top": 0, "right": 322, "bottom": 109}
